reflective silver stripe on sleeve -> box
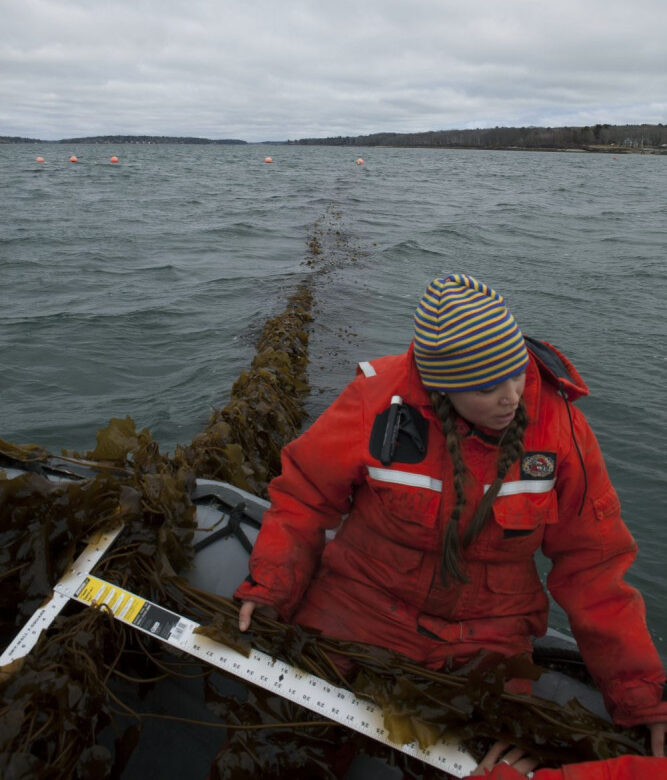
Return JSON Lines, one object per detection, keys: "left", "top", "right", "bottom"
{"left": 358, "top": 361, "right": 376, "bottom": 377}
{"left": 485, "top": 479, "right": 556, "bottom": 496}
{"left": 367, "top": 466, "right": 443, "bottom": 492}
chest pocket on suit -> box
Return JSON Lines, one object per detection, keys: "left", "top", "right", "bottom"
{"left": 488, "top": 485, "right": 558, "bottom": 556}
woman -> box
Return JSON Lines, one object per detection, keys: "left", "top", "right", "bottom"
{"left": 235, "top": 274, "right": 666, "bottom": 758}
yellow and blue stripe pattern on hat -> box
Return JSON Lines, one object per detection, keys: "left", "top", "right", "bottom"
{"left": 413, "top": 274, "right": 529, "bottom": 391}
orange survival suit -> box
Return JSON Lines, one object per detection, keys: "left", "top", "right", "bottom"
{"left": 235, "top": 339, "right": 667, "bottom": 727}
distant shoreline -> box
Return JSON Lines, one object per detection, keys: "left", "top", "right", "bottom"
{"left": 0, "top": 135, "right": 249, "bottom": 145}
{"left": 2, "top": 123, "right": 666, "bottom": 154}
{"left": 289, "top": 123, "right": 667, "bottom": 155}
{"left": 332, "top": 144, "right": 666, "bottom": 155}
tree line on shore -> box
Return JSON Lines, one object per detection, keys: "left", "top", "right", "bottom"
{"left": 290, "top": 124, "right": 667, "bottom": 151}
{"left": 0, "top": 135, "right": 247, "bottom": 145}
{"left": 3, "top": 124, "right": 666, "bottom": 151}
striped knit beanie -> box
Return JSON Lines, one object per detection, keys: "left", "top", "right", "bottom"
{"left": 413, "top": 274, "right": 529, "bottom": 392}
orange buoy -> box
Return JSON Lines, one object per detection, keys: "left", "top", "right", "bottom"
{"left": 110, "top": 156, "right": 119, "bottom": 163}
{"left": 69, "top": 155, "right": 78, "bottom": 163}
{"left": 356, "top": 157, "right": 364, "bottom": 165}
{"left": 264, "top": 156, "right": 273, "bottom": 163}
{"left": 36, "top": 156, "right": 45, "bottom": 163}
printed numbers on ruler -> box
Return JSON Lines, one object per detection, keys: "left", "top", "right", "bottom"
{"left": 0, "top": 592, "right": 70, "bottom": 666}
{"left": 184, "top": 628, "right": 475, "bottom": 777}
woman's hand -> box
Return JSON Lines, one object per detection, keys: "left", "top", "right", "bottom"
{"left": 468, "top": 741, "right": 539, "bottom": 777}
{"left": 649, "top": 722, "right": 666, "bottom": 757}
{"left": 238, "top": 600, "right": 278, "bottom": 632}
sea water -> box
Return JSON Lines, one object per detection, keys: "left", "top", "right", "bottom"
{"left": 1, "top": 142, "right": 665, "bottom": 657}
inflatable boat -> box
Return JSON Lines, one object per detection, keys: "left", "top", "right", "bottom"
{"left": 0, "top": 457, "right": 613, "bottom": 779}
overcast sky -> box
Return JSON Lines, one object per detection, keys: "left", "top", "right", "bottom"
{"left": 2, "top": 0, "right": 666, "bottom": 142}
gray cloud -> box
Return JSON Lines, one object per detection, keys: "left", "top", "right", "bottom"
{"left": 2, "top": 0, "right": 666, "bottom": 141}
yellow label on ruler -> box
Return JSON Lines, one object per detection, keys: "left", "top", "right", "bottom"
{"left": 76, "top": 576, "right": 145, "bottom": 623}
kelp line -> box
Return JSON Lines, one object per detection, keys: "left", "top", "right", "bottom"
{"left": 181, "top": 281, "right": 312, "bottom": 498}
{"left": 0, "top": 215, "right": 652, "bottom": 778}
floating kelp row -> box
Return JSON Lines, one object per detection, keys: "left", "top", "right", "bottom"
{"left": 183, "top": 201, "right": 367, "bottom": 492}
{"left": 304, "top": 205, "right": 366, "bottom": 273}
{"left": 179, "top": 281, "right": 313, "bottom": 498}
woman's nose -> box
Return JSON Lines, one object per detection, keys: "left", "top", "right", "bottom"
{"left": 500, "top": 382, "right": 520, "bottom": 405}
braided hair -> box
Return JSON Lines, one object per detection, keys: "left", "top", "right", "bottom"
{"left": 430, "top": 392, "right": 529, "bottom": 583}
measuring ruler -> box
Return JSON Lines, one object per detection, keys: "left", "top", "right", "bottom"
{"left": 1, "top": 520, "right": 476, "bottom": 776}
{"left": 51, "top": 570, "right": 475, "bottom": 777}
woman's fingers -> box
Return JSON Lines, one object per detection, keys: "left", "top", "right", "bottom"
{"left": 238, "top": 601, "right": 279, "bottom": 631}
{"left": 238, "top": 600, "right": 256, "bottom": 631}
{"left": 470, "top": 741, "right": 509, "bottom": 774}
{"left": 469, "top": 741, "right": 539, "bottom": 777}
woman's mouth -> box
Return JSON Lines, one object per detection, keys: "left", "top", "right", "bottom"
{"left": 496, "top": 410, "right": 517, "bottom": 425}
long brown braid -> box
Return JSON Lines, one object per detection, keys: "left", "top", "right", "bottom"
{"left": 430, "top": 392, "right": 529, "bottom": 583}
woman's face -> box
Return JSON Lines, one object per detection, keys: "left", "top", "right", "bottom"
{"left": 446, "top": 372, "right": 526, "bottom": 431}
